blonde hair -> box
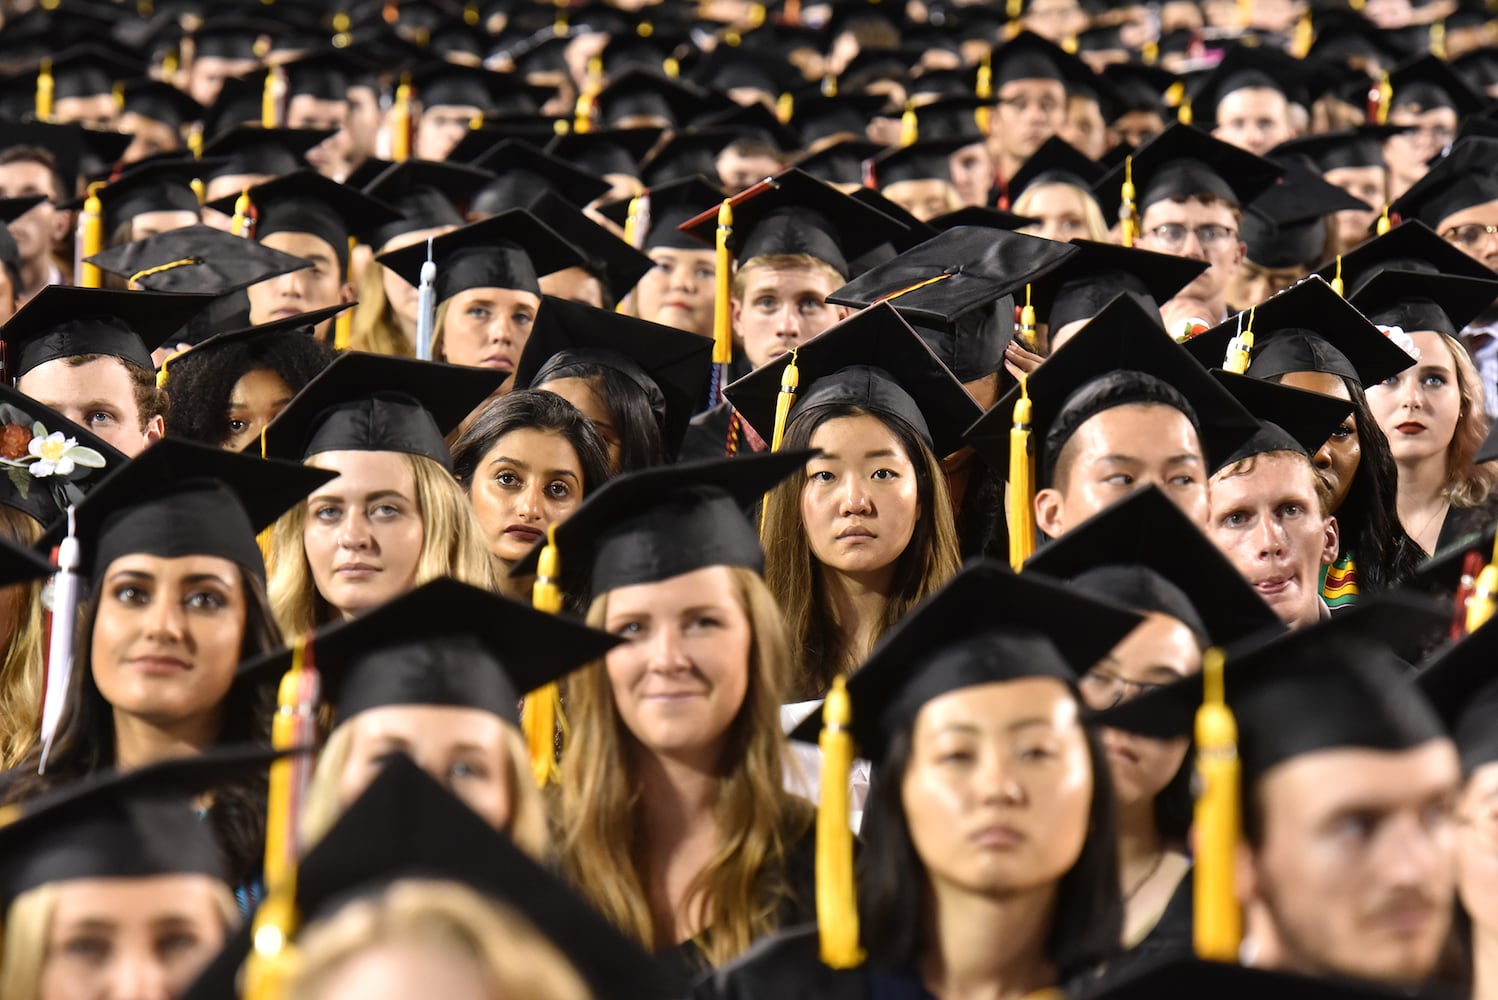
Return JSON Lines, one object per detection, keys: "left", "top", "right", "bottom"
{"left": 1, "top": 881, "right": 240, "bottom": 1000}
{"left": 268, "top": 451, "right": 502, "bottom": 636}
{"left": 1440, "top": 333, "right": 1498, "bottom": 508}
{"left": 1012, "top": 180, "right": 1111, "bottom": 242}
{"left": 730, "top": 253, "right": 844, "bottom": 300}
{"left": 288, "top": 880, "right": 589, "bottom": 1000}
{"left": 761, "top": 405, "right": 961, "bottom": 698}
{"left": 558, "top": 567, "right": 813, "bottom": 968}
{"left": 348, "top": 263, "right": 415, "bottom": 358}
{"left": 0, "top": 508, "right": 44, "bottom": 769}
{"left": 299, "top": 717, "right": 550, "bottom": 860}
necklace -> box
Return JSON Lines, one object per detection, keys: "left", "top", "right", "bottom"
{"left": 1123, "top": 851, "right": 1166, "bottom": 904}
{"left": 1414, "top": 498, "right": 1452, "bottom": 551}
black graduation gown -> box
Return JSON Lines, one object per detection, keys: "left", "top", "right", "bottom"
{"left": 1068, "top": 870, "right": 1194, "bottom": 1000}
{"left": 688, "top": 924, "right": 872, "bottom": 1000}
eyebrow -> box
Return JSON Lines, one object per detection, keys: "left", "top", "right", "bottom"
{"left": 487, "top": 456, "right": 581, "bottom": 479}
{"left": 933, "top": 717, "right": 1059, "bottom": 736}
{"left": 814, "top": 449, "right": 900, "bottom": 461}
{"left": 105, "top": 569, "right": 233, "bottom": 587}
{"left": 309, "top": 489, "right": 412, "bottom": 504}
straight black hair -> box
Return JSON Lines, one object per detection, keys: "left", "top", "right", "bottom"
{"left": 531, "top": 360, "right": 669, "bottom": 474}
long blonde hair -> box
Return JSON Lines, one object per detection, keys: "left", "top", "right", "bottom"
{"left": 288, "top": 880, "right": 590, "bottom": 1000}
{"left": 0, "top": 882, "right": 240, "bottom": 1000}
{"left": 558, "top": 567, "right": 812, "bottom": 968}
{"left": 1441, "top": 333, "right": 1498, "bottom": 508}
{"left": 268, "top": 452, "right": 502, "bottom": 636}
{"left": 761, "top": 405, "right": 961, "bottom": 698}
{"left": 0, "top": 507, "right": 44, "bottom": 769}
{"left": 347, "top": 263, "right": 415, "bottom": 358}
{"left": 299, "top": 717, "right": 550, "bottom": 859}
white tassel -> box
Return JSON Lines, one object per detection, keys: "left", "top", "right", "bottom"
{"left": 40, "top": 506, "right": 80, "bottom": 774}
{"left": 415, "top": 237, "right": 436, "bottom": 362}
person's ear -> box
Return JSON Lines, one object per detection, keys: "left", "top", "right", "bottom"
{"left": 729, "top": 296, "right": 743, "bottom": 334}
{"left": 1320, "top": 515, "right": 1340, "bottom": 567}
{"left": 1231, "top": 239, "right": 1246, "bottom": 268}
{"left": 340, "top": 283, "right": 356, "bottom": 304}
{"left": 1234, "top": 835, "right": 1258, "bottom": 908}
{"left": 1035, "top": 486, "right": 1065, "bottom": 539}
{"left": 143, "top": 413, "right": 165, "bottom": 445}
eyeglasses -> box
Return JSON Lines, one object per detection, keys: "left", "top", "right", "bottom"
{"left": 1442, "top": 223, "right": 1498, "bottom": 251}
{"left": 1078, "top": 670, "right": 1171, "bottom": 710}
{"left": 1394, "top": 125, "right": 1456, "bottom": 145}
{"left": 1141, "top": 223, "right": 1238, "bottom": 252}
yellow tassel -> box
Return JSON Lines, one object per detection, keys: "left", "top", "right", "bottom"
{"left": 1008, "top": 374, "right": 1035, "bottom": 571}
{"left": 390, "top": 74, "right": 411, "bottom": 162}
{"left": 621, "top": 194, "right": 644, "bottom": 249}
{"left": 35, "top": 59, "right": 53, "bottom": 122}
{"left": 231, "top": 188, "right": 254, "bottom": 238}
{"left": 77, "top": 184, "right": 104, "bottom": 289}
{"left": 770, "top": 347, "right": 799, "bottom": 452}
{"left": 1006, "top": 0, "right": 1022, "bottom": 18}
{"left": 333, "top": 238, "right": 355, "bottom": 351}
{"left": 821, "top": 73, "right": 838, "bottom": 98}
{"left": 776, "top": 92, "right": 795, "bottom": 123}
{"left": 749, "top": 2, "right": 767, "bottom": 27}
{"left": 1120, "top": 156, "right": 1137, "bottom": 248}
{"left": 1376, "top": 72, "right": 1392, "bottom": 125}
{"left": 1164, "top": 81, "right": 1185, "bottom": 108}
{"left": 1177, "top": 96, "right": 1193, "bottom": 126}
{"left": 899, "top": 102, "right": 918, "bottom": 146}
{"left": 190, "top": 176, "right": 205, "bottom": 204}
{"left": 162, "top": 46, "right": 179, "bottom": 79}
{"left": 156, "top": 348, "right": 186, "bottom": 388}
{"left": 1431, "top": 19, "right": 1448, "bottom": 59}
{"left": 663, "top": 57, "right": 680, "bottom": 79}
{"left": 1019, "top": 283, "right": 1037, "bottom": 350}
{"left": 1376, "top": 205, "right": 1392, "bottom": 236}
{"left": 815, "top": 676, "right": 864, "bottom": 969}
{"left": 242, "top": 890, "right": 300, "bottom": 1000}
{"left": 524, "top": 524, "right": 566, "bottom": 787}
{"left": 713, "top": 199, "right": 734, "bottom": 366}
{"left": 1466, "top": 532, "right": 1498, "bottom": 634}
{"left": 187, "top": 123, "right": 203, "bottom": 159}
{"left": 262, "top": 66, "right": 284, "bottom": 128}
{"left": 1223, "top": 304, "right": 1255, "bottom": 374}
{"left": 1193, "top": 647, "right": 1242, "bottom": 962}
{"left": 1291, "top": 10, "right": 1313, "bottom": 57}
{"left": 263, "top": 638, "right": 306, "bottom": 891}
{"left": 975, "top": 53, "right": 992, "bottom": 133}
{"left": 1330, "top": 256, "right": 1344, "bottom": 298}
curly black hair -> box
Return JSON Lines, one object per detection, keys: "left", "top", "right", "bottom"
{"left": 163, "top": 334, "right": 334, "bottom": 446}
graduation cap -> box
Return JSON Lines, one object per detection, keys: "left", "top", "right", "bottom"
{"left": 1101, "top": 63, "right": 1178, "bottom": 118}
{"left": 789, "top": 91, "right": 891, "bottom": 147}
{"left": 65, "top": 438, "right": 334, "bottom": 580}
{"left": 87, "top": 158, "right": 207, "bottom": 234}
{"left": 0, "top": 381, "right": 127, "bottom": 528}
{"left": 1183, "top": 275, "right": 1418, "bottom": 388}
{"left": 527, "top": 193, "right": 654, "bottom": 303}
{"left": 965, "top": 293, "right": 1260, "bottom": 485}
{"left": 677, "top": 167, "right": 913, "bottom": 278}
{"left": 786, "top": 559, "right": 1144, "bottom": 754}
{"left": 593, "top": 68, "right": 719, "bottom": 130}
{"left": 1271, "top": 125, "right": 1406, "bottom": 173}
{"left": 903, "top": 95, "right": 993, "bottom": 144}
{"left": 0, "top": 286, "right": 215, "bottom": 380}
{"left": 1187, "top": 44, "right": 1316, "bottom": 125}
{"left": 1416, "top": 617, "right": 1498, "bottom": 773}
{"left": 1210, "top": 369, "right": 1356, "bottom": 472}
{"left": 692, "top": 100, "right": 802, "bottom": 155}
{"left": 188, "top": 15, "right": 281, "bottom": 62}
{"left": 926, "top": 205, "right": 1038, "bottom": 232}
{"left": 1006, "top": 135, "right": 1106, "bottom": 203}
{"left": 846, "top": 187, "right": 939, "bottom": 251}
{"left": 468, "top": 139, "right": 614, "bottom": 210}
{"left": 790, "top": 136, "right": 882, "bottom": 187}
{"left": 507, "top": 450, "right": 811, "bottom": 593}
{"left": 633, "top": 128, "right": 740, "bottom": 189}
{"left": 1387, "top": 137, "right": 1498, "bottom": 231}
{"left": 197, "top": 125, "right": 330, "bottom": 180}
{"left": 237, "top": 577, "right": 620, "bottom": 725}
{"left": 158, "top": 302, "right": 350, "bottom": 383}
{"left": 0, "top": 746, "right": 283, "bottom": 908}
{"left": 1025, "top": 484, "right": 1284, "bottom": 647}
{"left": 1027, "top": 239, "right": 1208, "bottom": 334}
{"left": 514, "top": 295, "right": 711, "bottom": 455}
{"left": 1350, "top": 269, "right": 1498, "bottom": 338}
{"left": 358, "top": 158, "right": 495, "bottom": 251}
{"left": 204, "top": 170, "right": 404, "bottom": 266}
{"left": 0, "top": 120, "right": 130, "bottom": 194}
{"left": 989, "top": 30, "right": 1097, "bottom": 89}
{"left": 42, "top": 43, "right": 142, "bottom": 103}
{"left": 724, "top": 302, "right": 984, "bottom": 457}
{"left": 872, "top": 137, "right": 971, "bottom": 187}
{"left": 1388, "top": 53, "right": 1488, "bottom": 117}
{"left": 118, "top": 79, "right": 204, "bottom": 133}
{"left": 545, "top": 127, "right": 664, "bottom": 179}
{"left": 411, "top": 60, "right": 549, "bottom": 115}
{"left": 1241, "top": 157, "right": 1371, "bottom": 270}
{"left": 259, "top": 352, "right": 503, "bottom": 469}
{"left": 1093, "top": 124, "right": 1284, "bottom": 226}
{"left": 275, "top": 47, "right": 372, "bottom": 104}
{"left": 375, "top": 208, "right": 588, "bottom": 304}
{"left": 826, "top": 226, "right": 1077, "bottom": 382}
{"left": 595, "top": 173, "right": 725, "bottom": 252}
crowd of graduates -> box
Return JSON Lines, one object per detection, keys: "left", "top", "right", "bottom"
{"left": 8, "top": 0, "right": 1498, "bottom": 998}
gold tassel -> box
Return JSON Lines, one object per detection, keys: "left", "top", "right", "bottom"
{"left": 390, "top": 74, "right": 411, "bottom": 162}
{"left": 524, "top": 524, "right": 566, "bottom": 787}
{"left": 975, "top": 53, "right": 992, "bottom": 134}
{"left": 1120, "top": 156, "right": 1137, "bottom": 248}
{"left": 187, "top": 123, "right": 203, "bottom": 159}
{"left": 333, "top": 237, "right": 355, "bottom": 351}
{"left": 553, "top": 0, "right": 568, "bottom": 34}
{"left": 821, "top": 73, "right": 838, "bottom": 98}
{"left": 190, "top": 176, "right": 205, "bottom": 205}
{"left": 1193, "top": 647, "right": 1242, "bottom": 962}
{"left": 713, "top": 199, "right": 734, "bottom": 366}
{"left": 815, "top": 676, "right": 864, "bottom": 969}
{"left": 770, "top": 347, "right": 799, "bottom": 452}
{"left": 776, "top": 92, "right": 795, "bottom": 123}
{"left": 1466, "top": 532, "right": 1498, "bottom": 634}
{"left": 262, "top": 66, "right": 284, "bottom": 128}
{"left": 156, "top": 349, "right": 184, "bottom": 388}
{"left": 243, "top": 891, "right": 300, "bottom": 1000}
{"left": 77, "top": 184, "right": 104, "bottom": 289}
{"left": 621, "top": 194, "right": 644, "bottom": 249}
{"left": 1008, "top": 374, "right": 1035, "bottom": 571}
{"left": 1431, "top": 19, "right": 1448, "bottom": 59}
{"left": 1223, "top": 305, "right": 1255, "bottom": 374}
{"left": 899, "top": 101, "right": 918, "bottom": 146}
{"left": 1376, "top": 204, "right": 1392, "bottom": 236}
{"left": 35, "top": 59, "right": 53, "bottom": 122}
{"left": 1177, "top": 95, "right": 1193, "bottom": 126}
{"left": 1376, "top": 72, "right": 1392, "bottom": 125}
{"left": 1330, "top": 256, "right": 1344, "bottom": 297}
{"left": 1018, "top": 283, "right": 1037, "bottom": 350}
{"left": 1291, "top": 10, "right": 1313, "bottom": 57}
{"left": 575, "top": 58, "right": 603, "bottom": 134}
{"left": 231, "top": 188, "right": 254, "bottom": 238}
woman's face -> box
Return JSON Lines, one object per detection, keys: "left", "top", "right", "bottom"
{"left": 38, "top": 874, "right": 228, "bottom": 1000}
{"left": 339, "top": 705, "right": 515, "bottom": 832}
{"left": 602, "top": 565, "right": 752, "bottom": 761}
{"left": 440, "top": 287, "right": 541, "bottom": 390}
{"left": 1018, "top": 182, "right": 1093, "bottom": 244}
{"left": 467, "top": 428, "right": 586, "bottom": 564}
{"left": 537, "top": 376, "right": 622, "bottom": 472}
{"left": 633, "top": 248, "right": 716, "bottom": 337}
{"left": 223, "top": 368, "right": 295, "bottom": 453}
{"left": 1457, "top": 762, "right": 1498, "bottom": 937}
{"left": 90, "top": 554, "right": 246, "bottom": 730}
{"left": 881, "top": 179, "right": 957, "bottom": 222}
{"left": 300, "top": 939, "right": 493, "bottom": 1000}
{"left": 1279, "top": 370, "right": 1361, "bottom": 514}
{"left": 1367, "top": 331, "right": 1461, "bottom": 470}
{"left": 379, "top": 226, "right": 454, "bottom": 335}
{"left": 1078, "top": 612, "right": 1199, "bottom": 812}
{"left": 902, "top": 677, "right": 1094, "bottom": 896}
{"left": 801, "top": 415, "right": 921, "bottom": 583}
{"left": 304, "top": 451, "right": 425, "bottom": 619}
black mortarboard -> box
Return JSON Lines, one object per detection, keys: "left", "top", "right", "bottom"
{"left": 528, "top": 192, "right": 654, "bottom": 302}
{"left": 89, "top": 158, "right": 207, "bottom": 234}
{"left": 0, "top": 194, "right": 42, "bottom": 289}
{"left": 904, "top": 95, "right": 993, "bottom": 144}
{"left": 686, "top": 43, "right": 799, "bottom": 98}
{"left": 375, "top": 208, "right": 588, "bottom": 303}
{"left": 724, "top": 302, "right": 984, "bottom": 457}
{"left": 1351, "top": 269, "right": 1498, "bottom": 338}
{"left": 468, "top": 139, "right": 614, "bottom": 210}
{"left": 787, "top": 560, "right": 1143, "bottom": 755}
{"left": 237, "top": 577, "right": 620, "bottom": 725}
{"left": 966, "top": 294, "right": 1259, "bottom": 484}
{"left": 0, "top": 381, "right": 127, "bottom": 528}
{"left": 516, "top": 295, "right": 710, "bottom": 454}
{"left": 1271, "top": 126, "right": 1405, "bottom": 172}
{"left": 1417, "top": 618, "right": 1498, "bottom": 773}
{"left": 1087, "top": 956, "right": 1448, "bottom": 999}
{"left": 205, "top": 170, "right": 404, "bottom": 265}
{"left": 826, "top": 226, "right": 1077, "bottom": 382}
{"left": 1028, "top": 239, "right": 1208, "bottom": 334}
{"left": 411, "top": 60, "right": 547, "bottom": 115}
{"left": 845, "top": 188, "right": 938, "bottom": 257}
{"left": 692, "top": 101, "right": 802, "bottom": 154}
{"left": 1389, "top": 53, "right": 1488, "bottom": 117}
{"left": 1388, "top": 137, "right": 1498, "bottom": 231}
{"left": 789, "top": 91, "right": 890, "bottom": 147}
{"left": 189, "top": 16, "right": 280, "bottom": 62}
{"left": 0, "top": 286, "right": 215, "bottom": 380}
{"left": 990, "top": 30, "right": 1096, "bottom": 88}
{"left": 790, "top": 136, "right": 882, "bottom": 187}
{"left": 1007, "top": 135, "right": 1106, "bottom": 202}
{"left": 1210, "top": 369, "right": 1356, "bottom": 471}
{"left": 259, "top": 352, "right": 503, "bottom": 469}
{"left": 163, "top": 303, "right": 350, "bottom": 364}
{"left": 1093, "top": 124, "right": 1284, "bottom": 221}
{"left": 508, "top": 451, "right": 811, "bottom": 593}
{"left": 198, "top": 125, "right": 329, "bottom": 180}
{"left": 1101, "top": 63, "right": 1177, "bottom": 118}
{"left": 1241, "top": 157, "right": 1370, "bottom": 270}
{"left": 595, "top": 174, "right": 725, "bottom": 252}
{"left": 1096, "top": 594, "right": 1451, "bottom": 784}
{"left": 1025, "top": 484, "right": 1284, "bottom": 647}
{"left": 45, "top": 44, "right": 141, "bottom": 101}
{"left": 1188, "top": 45, "right": 1315, "bottom": 124}
{"left": 593, "top": 68, "right": 718, "bottom": 129}
{"left": 677, "top": 167, "right": 913, "bottom": 278}
{"left": 545, "top": 127, "right": 664, "bottom": 179}
{"left": 119, "top": 79, "right": 204, "bottom": 133}
{"left": 1321, "top": 220, "right": 1498, "bottom": 291}
{"left": 0, "top": 746, "right": 281, "bottom": 907}
{"left": 358, "top": 158, "right": 494, "bottom": 250}
{"left": 1184, "top": 275, "right": 1418, "bottom": 387}
{"left": 66, "top": 438, "right": 334, "bottom": 580}
{"left": 635, "top": 128, "right": 738, "bottom": 189}
{"left": 443, "top": 120, "right": 571, "bottom": 165}
{"left": 926, "top": 206, "right": 1038, "bottom": 232}
{"left": 872, "top": 138, "right": 970, "bottom": 186}
{"left": 277, "top": 47, "right": 372, "bottom": 104}
{"left": 0, "top": 121, "right": 130, "bottom": 193}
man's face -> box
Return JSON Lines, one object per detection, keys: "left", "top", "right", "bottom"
{"left": 119, "top": 112, "right": 183, "bottom": 164}
{"left": 716, "top": 147, "right": 780, "bottom": 193}
{"left": 1207, "top": 452, "right": 1336, "bottom": 629}
{"left": 1436, "top": 196, "right": 1498, "bottom": 272}
{"left": 1058, "top": 94, "right": 1107, "bottom": 160}
{"left": 187, "top": 56, "right": 259, "bottom": 107}
{"left": 53, "top": 94, "right": 118, "bottom": 130}
{"left": 993, "top": 79, "right": 1067, "bottom": 162}
{"left": 731, "top": 263, "right": 847, "bottom": 369}
{"left": 1324, "top": 165, "right": 1385, "bottom": 249}
{"left": 1035, "top": 403, "right": 1209, "bottom": 538}
{"left": 949, "top": 141, "right": 994, "bottom": 206}
{"left": 18, "top": 357, "right": 159, "bottom": 457}
{"left": 1136, "top": 198, "right": 1244, "bottom": 308}
{"left": 882, "top": 178, "right": 956, "bottom": 222}
{"left": 1212, "top": 87, "right": 1296, "bottom": 157}
{"left": 0, "top": 160, "right": 66, "bottom": 273}
{"left": 1228, "top": 260, "right": 1305, "bottom": 310}
{"left": 414, "top": 104, "right": 484, "bottom": 162}
{"left": 1022, "top": 0, "right": 1088, "bottom": 42}
{"left": 1112, "top": 110, "right": 1167, "bottom": 150}
{"left": 245, "top": 231, "right": 349, "bottom": 339}
{"left": 1383, "top": 107, "right": 1458, "bottom": 189}
{"left": 1247, "top": 741, "right": 1461, "bottom": 985}
{"left": 286, "top": 95, "right": 354, "bottom": 182}
{"left": 345, "top": 86, "right": 383, "bottom": 166}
